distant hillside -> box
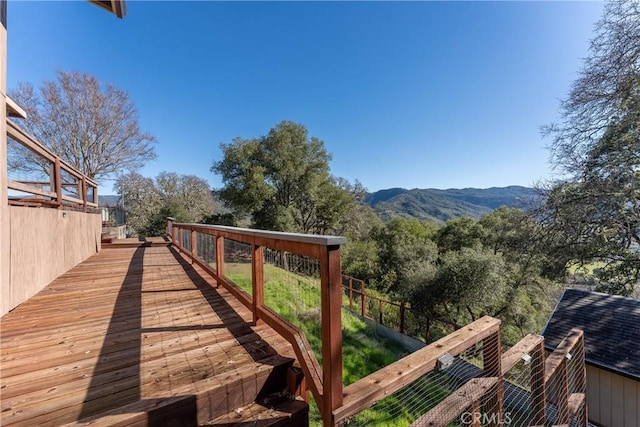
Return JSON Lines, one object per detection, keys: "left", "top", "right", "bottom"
{"left": 366, "top": 186, "right": 539, "bottom": 222}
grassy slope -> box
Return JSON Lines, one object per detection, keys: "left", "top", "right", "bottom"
{"left": 224, "top": 263, "right": 446, "bottom": 426}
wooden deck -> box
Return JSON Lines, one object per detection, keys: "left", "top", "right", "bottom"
{"left": 0, "top": 245, "right": 301, "bottom": 426}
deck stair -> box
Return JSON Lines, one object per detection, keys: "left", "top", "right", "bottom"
{"left": 203, "top": 393, "right": 309, "bottom": 427}
{"left": 101, "top": 236, "right": 171, "bottom": 249}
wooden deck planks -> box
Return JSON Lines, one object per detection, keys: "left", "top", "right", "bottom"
{"left": 1, "top": 245, "right": 294, "bottom": 426}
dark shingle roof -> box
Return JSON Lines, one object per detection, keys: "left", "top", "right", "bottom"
{"left": 541, "top": 288, "right": 640, "bottom": 381}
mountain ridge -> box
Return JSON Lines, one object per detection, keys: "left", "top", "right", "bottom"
{"left": 366, "top": 185, "right": 538, "bottom": 222}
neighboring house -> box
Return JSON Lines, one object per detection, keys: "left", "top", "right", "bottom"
{"left": 542, "top": 289, "right": 640, "bottom": 427}
{"left": 98, "top": 195, "right": 127, "bottom": 239}
{"left": 99, "top": 194, "right": 126, "bottom": 226}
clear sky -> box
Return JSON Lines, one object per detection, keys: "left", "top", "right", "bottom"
{"left": 6, "top": 1, "right": 604, "bottom": 194}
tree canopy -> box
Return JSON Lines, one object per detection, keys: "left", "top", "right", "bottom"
{"left": 212, "top": 121, "right": 359, "bottom": 235}
{"left": 542, "top": 0, "right": 640, "bottom": 295}
{"left": 115, "top": 171, "right": 215, "bottom": 236}
{"left": 10, "top": 70, "right": 156, "bottom": 181}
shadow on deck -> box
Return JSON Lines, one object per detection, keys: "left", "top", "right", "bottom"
{"left": 1, "top": 244, "right": 306, "bottom": 426}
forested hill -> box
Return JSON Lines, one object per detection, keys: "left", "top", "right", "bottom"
{"left": 366, "top": 186, "right": 539, "bottom": 222}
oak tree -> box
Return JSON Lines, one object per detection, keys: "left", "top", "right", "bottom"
{"left": 212, "top": 120, "right": 357, "bottom": 235}
{"left": 10, "top": 70, "right": 156, "bottom": 181}
{"left": 542, "top": 0, "right": 640, "bottom": 295}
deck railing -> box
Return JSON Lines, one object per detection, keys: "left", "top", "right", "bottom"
{"left": 167, "top": 219, "right": 345, "bottom": 426}
{"left": 342, "top": 274, "right": 462, "bottom": 342}
{"left": 6, "top": 119, "right": 98, "bottom": 210}
{"left": 167, "top": 219, "right": 587, "bottom": 426}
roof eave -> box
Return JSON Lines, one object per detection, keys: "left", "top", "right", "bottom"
{"left": 88, "top": 0, "right": 127, "bottom": 18}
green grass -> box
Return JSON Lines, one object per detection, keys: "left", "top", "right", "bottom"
{"left": 567, "top": 261, "right": 608, "bottom": 275}
{"left": 223, "top": 263, "right": 456, "bottom": 426}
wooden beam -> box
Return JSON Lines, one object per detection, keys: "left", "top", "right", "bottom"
{"left": 87, "top": 0, "right": 126, "bottom": 18}
{"left": 545, "top": 329, "right": 583, "bottom": 383}
{"left": 567, "top": 392, "right": 585, "bottom": 418}
{"left": 251, "top": 244, "right": 264, "bottom": 325}
{"left": 6, "top": 95, "right": 26, "bottom": 119}
{"left": 320, "top": 245, "right": 343, "bottom": 426}
{"left": 482, "top": 329, "right": 503, "bottom": 427}
{"left": 215, "top": 236, "right": 224, "bottom": 283}
{"left": 7, "top": 180, "right": 56, "bottom": 199}
{"left": 171, "top": 223, "right": 345, "bottom": 259}
{"left": 501, "top": 334, "right": 544, "bottom": 373}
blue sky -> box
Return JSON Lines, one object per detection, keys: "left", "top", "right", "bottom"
{"left": 6, "top": 1, "right": 604, "bottom": 194}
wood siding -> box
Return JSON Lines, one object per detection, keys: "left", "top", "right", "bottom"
{"left": 1, "top": 15, "right": 9, "bottom": 327}
{"left": 1, "top": 207, "right": 101, "bottom": 315}
{"left": 587, "top": 365, "right": 640, "bottom": 427}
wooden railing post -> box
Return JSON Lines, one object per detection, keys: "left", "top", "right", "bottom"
{"left": 216, "top": 236, "right": 224, "bottom": 285}
{"left": 545, "top": 329, "right": 583, "bottom": 426}
{"left": 471, "top": 399, "right": 481, "bottom": 427}
{"left": 348, "top": 277, "right": 353, "bottom": 312}
{"left": 320, "top": 245, "right": 343, "bottom": 427}
{"left": 54, "top": 158, "right": 62, "bottom": 208}
{"left": 251, "top": 244, "right": 264, "bottom": 325}
{"left": 556, "top": 360, "right": 569, "bottom": 424}
{"left": 360, "top": 280, "right": 366, "bottom": 318}
{"left": 81, "top": 176, "right": 87, "bottom": 210}
{"left": 191, "top": 229, "right": 197, "bottom": 262}
{"left": 575, "top": 333, "right": 588, "bottom": 426}
{"left": 378, "top": 299, "right": 383, "bottom": 324}
{"left": 92, "top": 184, "right": 98, "bottom": 206}
{"left": 399, "top": 302, "right": 406, "bottom": 334}
{"left": 482, "top": 327, "right": 503, "bottom": 427}
{"left": 172, "top": 225, "right": 178, "bottom": 247}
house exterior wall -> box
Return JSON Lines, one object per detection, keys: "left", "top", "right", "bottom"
{"left": 1, "top": 207, "right": 101, "bottom": 315}
{"left": 587, "top": 365, "right": 639, "bottom": 427}
{"left": 1, "top": 4, "right": 10, "bottom": 321}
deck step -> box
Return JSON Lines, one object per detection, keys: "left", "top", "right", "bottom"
{"left": 203, "top": 394, "right": 309, "bottom": 427}
{"left": 100, "top": 233, "right": 115, "bottom": 244}
{"left": 101, "top": 237, "right": 171, "bottom": 249}
{"left": 62, "top": 354, "right": 296, "bottom": 427}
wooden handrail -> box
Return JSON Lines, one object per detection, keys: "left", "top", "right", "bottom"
{"left": 168, "top": 220, "right": 345, "bottom": 426}
{"left": 6, "top": 119, "right": 98, "bottom": 210}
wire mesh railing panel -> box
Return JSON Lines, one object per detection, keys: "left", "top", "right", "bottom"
{"left": 7, "top": 135, "right": 52, "bottom": 183}
{"left": 180, "top": 229, "right": 191, "bottom": 253}
{"left": 263, "top": 248, "right": 322, "bottom": 352}
{"left": 545, "top": 329, "right": 586, "bottom": 426}
{"left": 343, "top": 343, "right": 499, "bottom": 427}
{"left": 85, "top": 186, "right": 95, "bottom": 204}
{"left": 502, "top": 359, "right": 535, "bottom": 427}
{"left": 7, "top": 135, "right": 55, "bottom": 201}
{"left": 223, "top": 238, "right": 252, "bottom": 296}
{"left": 195, "top": 232, "right": 216, "bottom": 271}
{"left": 380, "top": 302, "right": 402, "bottom": 330}
{"left": 59, "top": 168, "right": 80, "bottom": 200}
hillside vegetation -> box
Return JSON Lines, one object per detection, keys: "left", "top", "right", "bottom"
{"left": 366, "top": 186, "right": 538, "bottom": 222}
